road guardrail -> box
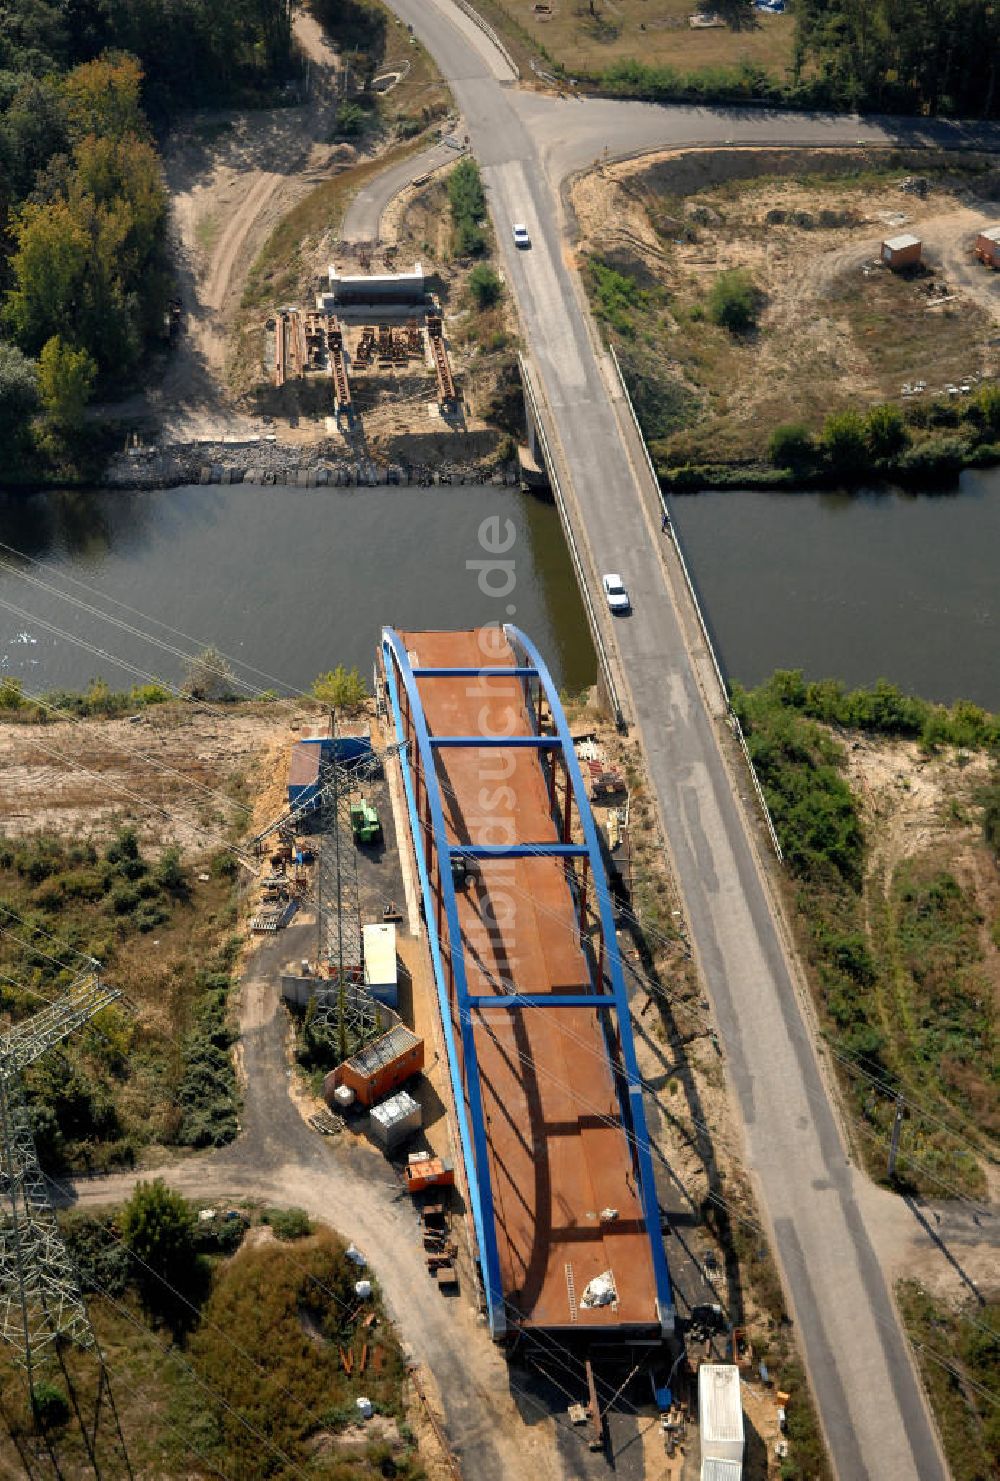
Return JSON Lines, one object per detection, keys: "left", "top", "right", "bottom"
{"left": 608, "top": 345, "right": 784, "bottom": 862}
{"left": 453, "top": 0, "right": 520, "bottom": 79}
{"left": 519, "top": 353, "right": 626, "bottom": 731}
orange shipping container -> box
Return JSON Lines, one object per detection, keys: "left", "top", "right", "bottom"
{"left": 325, "top": 1024, "right": 424, "bottom": 1109}
{"left": 881, "top": 233, "right": 922, "bottom": 270}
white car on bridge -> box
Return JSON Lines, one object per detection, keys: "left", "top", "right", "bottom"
{"left": 602, "top": 573, "right": 630, "bottom": 613}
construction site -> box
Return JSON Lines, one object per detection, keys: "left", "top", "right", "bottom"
{"left": 265, "top": 261, "right": 460, "bottom": 437}
{"left": 226, "top": 623, "right": 802, "bottom": 1474}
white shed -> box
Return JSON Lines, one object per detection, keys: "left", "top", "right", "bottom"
{"left": 363, "top": 922, "right": 398, "bottom": 1008}
{"left": 699, "top": 1364, "right": 744, "bottom": 1470}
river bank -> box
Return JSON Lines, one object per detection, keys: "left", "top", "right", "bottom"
{"left": 102, "top": 436, "right": 521, "bottom": 491}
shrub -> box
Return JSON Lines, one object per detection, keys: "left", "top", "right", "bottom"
{"left": 896, "top": 434, "right": 967, "bottom": 479}
{"left": 768, "top": 422, "right": 816, "bottom": 469}
{"left": 31, "top": 1383, "right": 69, "bottom": 1431}
{"left": 311, "top": 664, "right": 368, "bottom": 711}
{"left": 121, "top": 1178, "right": 204, "bottom": 1324}
{"left": 155, "top": 846, "right": 188, "bottom": 897}
{"left": 262, "top": 1206, "right": 313, "bottom": 1240}
{"left": 468, "top": 263, "right": 501, "bottom": 310}
{"left": 970, "top": 381, "right": 1000, "bottom": 434}
{"left": 0, "top": 677, "right": 26, "bottom": 710}
{"left": 334, "top": 101, "right": 366, "bottom": 137}
{"left": 184, "top": 645, "right": 238, "bottom": 701}
{"left": 454, "top": 219, "right": 486, "bottom": 256}
{"left": 706, "top": 269, "right": 759, "bottom": 333}
{"left": 590, "top": 259, "right": 648, "bottom": 336}
{"left": 822, "top": 409, "right": 868, "bottom": 472}
{"left": 864, "top": 403, "right": 909, "bottom": 459}
{"left": 448, "top": 157, "right": 487, "bottom": 257}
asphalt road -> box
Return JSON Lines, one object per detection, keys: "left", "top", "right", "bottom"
{"left": 341, "top": 137, "right": 463, "bottom": 242}
{"left": 371, "top": 3, "right": 968, "bottom": 1477}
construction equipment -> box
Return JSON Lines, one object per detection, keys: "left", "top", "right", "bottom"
{"left": 427, "top": 313, "right": 457, "bottom": 407}
{"left": 328, "top": 317, "right": 352, "bottom": 419}
{"left": 404, "top": 1153, "right": 455, "bottom": 1194}
{"left": 350, "top": 797, "right": 381, "bottom": 845}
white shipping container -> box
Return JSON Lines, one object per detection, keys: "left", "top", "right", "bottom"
{"left": 369, "top": 1089, "right": 421, "bottom": 1150}
{"left": 699, "top": 1365, "right": 744, "bottom": 1467}
{"left": 701, "top": 1460, "right": 743, "bottom": 1481}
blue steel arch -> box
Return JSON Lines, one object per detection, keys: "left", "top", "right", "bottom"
{"left": 381, "top": 626, "right": 674, "bottom": 1339}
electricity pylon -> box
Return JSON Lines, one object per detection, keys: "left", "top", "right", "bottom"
{"left": 312, "top": 723, "right": 403, "bottom": 1054}
{"left": 0, "top": 970, "right": 133, "bottom": 1476}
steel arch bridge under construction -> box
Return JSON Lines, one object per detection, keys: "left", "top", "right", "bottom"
{"left": 380, "top": 624, "right": 673, "bottom": 1348}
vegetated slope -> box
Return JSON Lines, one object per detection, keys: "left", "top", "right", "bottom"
{"left": 732, "top": 670, "right": 999, "bottom": 1199}
{"left": 0, "top": 697, "right": 303, "bottom": 1174}
{"left": 896, "top": 1282, "right": 999, "bottom": 1481}
{"left": 0, "top": 1199, "right": 419, "bottom": 1479}
{"left": 571, "top": 149, "right": 1000, "bottom": 485}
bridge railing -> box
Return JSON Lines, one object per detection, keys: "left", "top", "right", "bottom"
{"left": 518, "top": 352, "right": 626, "bottom": 731}
{"left": 453, "top": 0, "right": 520, "bottom": 79}
{"left": 608, "top": 345, "right": 784, "bottom": 864}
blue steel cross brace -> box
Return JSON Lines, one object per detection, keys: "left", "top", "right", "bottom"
{"left": 380, "top": 626, "right": 675, "bottom": 1341}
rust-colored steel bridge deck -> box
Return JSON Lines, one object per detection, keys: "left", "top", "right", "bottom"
{"left": 381, "top": 626, "right": 673, "bottom": 1346}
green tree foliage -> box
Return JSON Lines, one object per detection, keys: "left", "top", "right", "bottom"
{"left": 0, "top": 75, "right": 68, "bottom": 200}
{"left": 121, "top": 1178, "right": 202, "bottom": 1322}
{"left": 590, "top": 259, "right": 648, "bottom": 337}
{"left": 31, "top": 1382, "right": 69, "bottom": 1432}
{"left": 37, "top": 335, "right": 97, "bottom": 435}
{"left": 794, "top": 0, "right": 1000, "bottom": 118}
{"left": 448, "top": 157, "right": 487, "bottom": 257}
{"left": 62, "top": 51, "right": 146, "bottom": 141}
{"left": 706, "top": 269, "right": 759, "bottom": 333}
{"left": 0, "top": 341, "right": 39, "bottom": 470}
{"left": 746, "top": 668, "right": 1000, "bottom": 751}
{"left": 312, "top": 665, "right": 369, "bottom": 711}
{"left": 334, "top": 100, "right": 367, "bottom": 137}
{"left": 822, "top": 408, "right": 867, "bottom": 471}
{"left": 864, "top": 402, "right": 909, "bottom": 459}
{"left": 768, "top": 422, "right": 816, "bottom": 470}
{"left": 468, "top": 263, "right": 502, "bottom": 310}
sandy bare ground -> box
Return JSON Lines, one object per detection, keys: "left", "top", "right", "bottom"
{"left": 114, "top": 11, "right": 349, "bottom": 443}
{"left": 0, "top": 704, "right": 319, "bottom": 857}
{"left": 571, "top": 148, "right": 1000, "bottom": 444}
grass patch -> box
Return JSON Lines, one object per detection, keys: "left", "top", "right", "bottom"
{"left": 732, "top": 671, "right": 999, "bottom": 1196}
{"left": 897, "top": 1282, "right": 1000, "bottom": 1481}
{"left": 478, "top": 0, "right": 795, "bottom": 85}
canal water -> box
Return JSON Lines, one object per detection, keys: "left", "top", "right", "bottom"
{"left": 0, "top": 483, "right": 596, "bottom": 698}
{"left": 1, "top": 473, "right": 997, "bottom": 710}
{"left": 668, "top": 472, "right": 1000, "bottom": 711}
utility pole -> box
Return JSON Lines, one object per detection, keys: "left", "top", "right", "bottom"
{"left": 887, "top": 1093, "right": 906, "bottom": 1181}
{"left": 0, "top": 972, "right": 133, "bottom": 1477}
